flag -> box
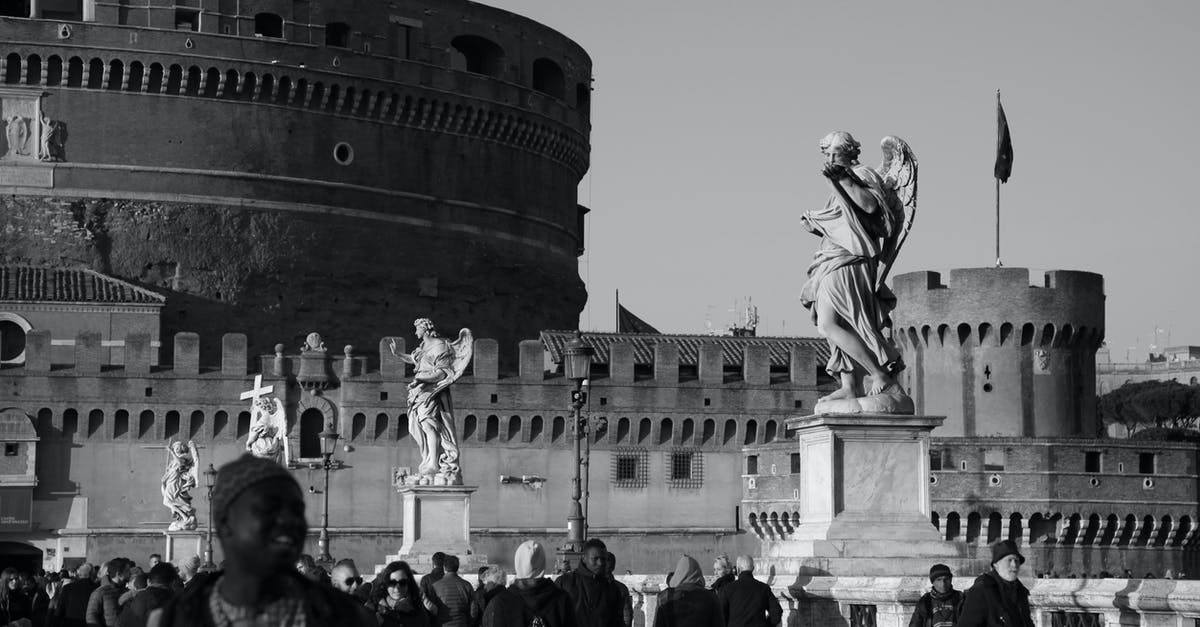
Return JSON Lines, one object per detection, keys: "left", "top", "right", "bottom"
{"left": 617, "top": 304, "right": 660, "bottom": 334}
{"left": 995, "top": 95, "right": 1014, "bottom": 183}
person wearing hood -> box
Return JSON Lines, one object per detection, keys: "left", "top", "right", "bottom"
{"left": 482, "top": 541, "right": 576, "bottom": 627}
{"left": 716, "top": 556, "right": 781, "bottom": 627}
{"left": 556, "top": 539, "right": 622, "bottom": 627}
{"left": 957, "top": 540, "right": 1034, "bottom": 627}
{"left": 907, "top": 564, "right": 963, "bottom": 627}
{"left": 653, "top": 556, "right": 722, "bottom": 627}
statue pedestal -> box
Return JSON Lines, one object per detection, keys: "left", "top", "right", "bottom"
{"left": 378, "top": 485, "right": 486, "bottom": 572}
{"left": 762, "top": 414, "right": 961, "bottom": 577}
{"left": 163, "top": 530, "right": 204, "bottom": 567}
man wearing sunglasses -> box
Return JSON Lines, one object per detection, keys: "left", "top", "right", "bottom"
{"left": 333, "top": 560, "right": 369, "bottom": 601}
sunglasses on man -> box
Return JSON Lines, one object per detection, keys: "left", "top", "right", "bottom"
{"left": 343, "top": 576, "right": 362, "bottom": 586}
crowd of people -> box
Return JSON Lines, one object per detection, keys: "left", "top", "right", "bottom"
{"left": 0, "top": 454, "right": 1174, "bottom": 627}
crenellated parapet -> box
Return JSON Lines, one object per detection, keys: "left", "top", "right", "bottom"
{"left": 891, "top": 268, "right": 1105, "bottom": 437}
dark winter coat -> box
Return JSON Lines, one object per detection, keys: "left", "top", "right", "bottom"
{"left": 653, "top": 587, "right": 723, "bottom": 627}
{"left": 117, "top": 586, "right": 175, "bottom": 627}
{"left": 556, "top": 565, "right": 622, "bottom": 627}
{"left": 716, "top": 572, "right": 782, "bottom": 627}
{"left": 957, "top": 571, "right": 1034, "bottom": 627}
{"left": 482, "top": 578, "right": 577, "bottom": 627}
{"left": 56, "top": 579, "right": 99, "bottom": 627}
{"left": 907, "top": 587, "right": 964, "bottom": 627}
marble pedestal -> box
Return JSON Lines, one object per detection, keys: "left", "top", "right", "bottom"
{"left": 163, "top": 530, "right": 204, "bottom": 567}
{"left": 378, "top": 485, "right": 486, "bottom": 572}
{"left": 762, "top": 413, "right": 961, "bottom": 577}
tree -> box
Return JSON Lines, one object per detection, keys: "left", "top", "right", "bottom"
{"left": 1097, "top": 380, "right": 1200, "bottom": 437}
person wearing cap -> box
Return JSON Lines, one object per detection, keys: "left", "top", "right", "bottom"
{"left": 958, "top": 539, "right": 1034, "bottom": 627}
{"left": 653, "top": 555, "right": 722, "bottom": 627}
{"left": 146, "top": 454, "right": 372, "bottom": 627}
{"left": 907, "top": 564, "right": 963, "bottom": 627}
{"left": 481, "top": 541, "right": 576, "bottom": 627}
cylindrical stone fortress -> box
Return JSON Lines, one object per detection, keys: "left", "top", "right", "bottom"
{"left": 891, "top": 268, "right": 1105, "bottom": 437}
{"left": 0, "top": 0, "right": 591, "bottom": 361}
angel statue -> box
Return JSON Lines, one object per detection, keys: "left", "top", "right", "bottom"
{"left": 799, "top": 131, "right": 917, "bottom": 414}
{"left": 388, "top": 318, "right": 473, "bottom": 486}
{"left": 162, "top": 440, "right": 199, "bottom": 531}
{"left": 246, "top": 395, "right": 289, "bottom": 465}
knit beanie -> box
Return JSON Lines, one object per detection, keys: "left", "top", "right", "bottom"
{"left": 929, "top": 563, "right": 952, "bottom": 582}
{"left": 513, "top": 540, "right": 546, "bottom": 579}
{"left": 211, "top": 454, "right": 298, "bottom": 524}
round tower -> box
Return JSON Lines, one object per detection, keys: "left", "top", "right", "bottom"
{"left": 891, "top": 267, "right": 1105, "bottom": 437}
{"left": 0, "top": 0, "right": 591, "bottom": 361}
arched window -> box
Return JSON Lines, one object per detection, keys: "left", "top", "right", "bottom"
{"left": 127, "top": 61, "right": 144, "bottom": 91}
{"left": 485, "top": 415, "right": 499, "bottom": 442}
{"left": 462, "top": 415, "right": 477, "bottom": 441}
{"left": 945, "top": 512, "right": 961, "bottom": 541}
{"left": 114, "top": 410, "right": 130, "bottom": 439}
{"left": 450, "top": 36, "right": 505, "bottom": 77}
{"left": 64, "top": 409, "right": 80, "bottom": 438}
{"left": 681, "top": 419, "right": 694, "bottom": 444}
{"left": 637, "top": 418, "right": 652, "bottom": 444}
{"left": 189, "top": 410, "right": 204, "bottom": 438}
{"left": 397, "top": 414, "right": 408, "bottom": 440}
{"left": 25, "top": 54, "right": 40, "bottom": 85}
{"left": 146, "top": 63, "right": 163, "bottom": 93}
{"left": 325, "top": 22, "right": 351, "bottom": 48}
{"left": 203, "top": 68, "right": 220, "bottom": 97}
{"left": 242, "top": 73, "right": 258, "bottom": 101}
{"left": 532, "top": 58, "right": 564, "bottom": 99}
{"left": 530, "top": 416, "right": 544, "bottom": 442}
{"left": 375, "top": 413, "right": 389, "bottom": 439}
{"left": 236, "top": 411, "right": 251, "bottom": 438}
{"left": 350, "top": 413, "right": 365, "bottom": 441}
{"left": 551, "top": 416, "right": 565, "bottom": 442}
{"left": 764, "top": 420, "right": 777, "bottom": 443}
{"left": 4, "top": 53, "right": 21, "bottom": 84}
{"left": 87, "top": 58, "right": 104, "bottom": 89}
{"left": 507, "top": 416, "right": 521, "bottom": 442}
{"left": 66, "top": 57, "right": 83, "bottom": 87}
{"left": 616, "top": 418, "right": 629, "bottom": 443}
{"left": 1008, "top": 513, "right": 1023, "bottom": 542}
{"left": 165, "top": 411, "right": 180, "bottom": 438}
{"left": 658, "top": 418, "right": 673, "bottom": 445}
{"left": 723, "top": 419, "right": 736, "bottom": 445}
{"left": 259, "top": 74, "right": 274, "bottom": 101}
{"left": 106, "top": 59, "right": 123, "bottom": 90}
{"left": 213, "top": 410, "right": 229, "bottom": 437}
{"left": 222, "top": 69, "right": 239, "bottom": 98}
{"left": 744, "top": 420, "right": 758, "bottom": 445}
{"left": 701, "top": 419, "right": 715, "bottom": 444}
{"left": 966, "top": 512, "right": 982, "bottom": 543}
{"left": 299, "top": 408, "right": 324, "bottom": 457}
{"left": 254, "top": 13, "right": 284, "bottom": 38}
{"left": 0, "top": 313, "right": 31, "bottom": 364}
{"left": 986, "top": 512, "right": 1003, "bottom": 543}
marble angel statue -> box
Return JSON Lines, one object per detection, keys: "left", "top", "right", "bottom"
{"left": 799, "top": 132, "right": 917, "bottom": 414}
{"left": 389, "top": 319, "right": 473, "bottom": 485}
{"left": 162, "top": 440, "right": 199, "bottom": 531}
{"left": 246, "top": 395, "right": 289, "bottom": 466}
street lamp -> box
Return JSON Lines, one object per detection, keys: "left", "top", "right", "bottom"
{"left": 202, "top": 463, "right": 217, "bottom": 571}
{"left": 559, "top": 331, "right": 593, "bottom": 573}
{"left": 316, "top": 424, "right": 341, "bottom": 567}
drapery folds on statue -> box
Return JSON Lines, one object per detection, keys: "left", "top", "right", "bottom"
{"left": 800, "top": 132, "right": 917, "bottom": 414}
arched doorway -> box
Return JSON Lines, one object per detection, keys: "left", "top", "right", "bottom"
{"left": 0, "top": 542, "right": 41, "bottom": 573}
{"left": 0, "top": 313, "right": 31, "bottom": 364}
{"left": 299, "top": 408, "right": 323, "bottom": 459}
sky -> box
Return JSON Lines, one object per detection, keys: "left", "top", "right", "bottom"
{"left": 486, "top": 0, "right": 1200, "bottom": 361}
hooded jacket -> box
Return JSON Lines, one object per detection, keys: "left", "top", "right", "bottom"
{"left": 481, "top": 579, "right": 577, "bottom": 627}
{"left": 957, "top": 571, "right": 1034, "bottom": 627}
{"left": 653, "top": 556, "right": 722, "bottom": 627}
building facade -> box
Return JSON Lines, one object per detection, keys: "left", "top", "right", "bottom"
{"left": 0, "top": 0, "right": 591, "bottom": 363}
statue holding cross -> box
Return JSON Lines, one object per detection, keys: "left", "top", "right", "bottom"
{"left": 240, "top": 374, "right": 289, "bottom": 466}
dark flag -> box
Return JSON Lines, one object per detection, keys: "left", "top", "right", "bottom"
{"left": 617, "top": 304, "right": 660, "bottom": 334}
{"left": 995, "top": 96, "right": 1013, "bottom": 182}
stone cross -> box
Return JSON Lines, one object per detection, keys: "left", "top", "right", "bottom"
{"left": 239, "top": 374, "right": 274, "bottom": 405}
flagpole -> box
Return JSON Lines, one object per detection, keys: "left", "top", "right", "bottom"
{"left": 995, "top": 89, "right": 1002, "bottom": 268}
{"left": 615, "top": 289, "right": 619, "bottom": 332}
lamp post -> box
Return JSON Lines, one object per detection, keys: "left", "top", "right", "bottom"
{"left": 559, "top": 331, "right": 593, "bottom": 573}
{"left": 316, "top": 424, "right": 341, "bottom": 567}
{"left": 202, "top": 463, "right": 217, "bottom": 571}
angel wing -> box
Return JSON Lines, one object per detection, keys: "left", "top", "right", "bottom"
{"left": 429, "top": 328, "right": 474, "bottom": 397}
{"left": 269, "top": 398, "right": 291, "bottom": 464}
{"left": 874, "top": 135, "right": 918, "bottom": 290}
{"left": 186, "top": 441, "right": 200, "bottom": 486}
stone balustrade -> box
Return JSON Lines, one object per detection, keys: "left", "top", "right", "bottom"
{"left": 610, "top": 574, "right": 1200, "bottom": 626}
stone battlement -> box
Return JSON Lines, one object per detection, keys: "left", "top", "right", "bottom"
{"left": 3, "top": 330, "right": 824, "bottom": 388}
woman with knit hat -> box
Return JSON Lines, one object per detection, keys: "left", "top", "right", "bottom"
{"left": 957, "top": 540, "right": 1034, "bottom": 627}
{"left": 653, "top": 555, "right": 722, "bottom": 627}
{"left": 147, "top": 455, "right": 372, "bottom": 627}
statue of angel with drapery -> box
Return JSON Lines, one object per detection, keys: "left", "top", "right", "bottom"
{"left": 799, "top": 132, "right": 917, "bottom": 414}
{"left": 162, "top": 440, "right": 199, "bottom": 530}
{"left": 389, "top": 319, "right": 473, "bottom": 485}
